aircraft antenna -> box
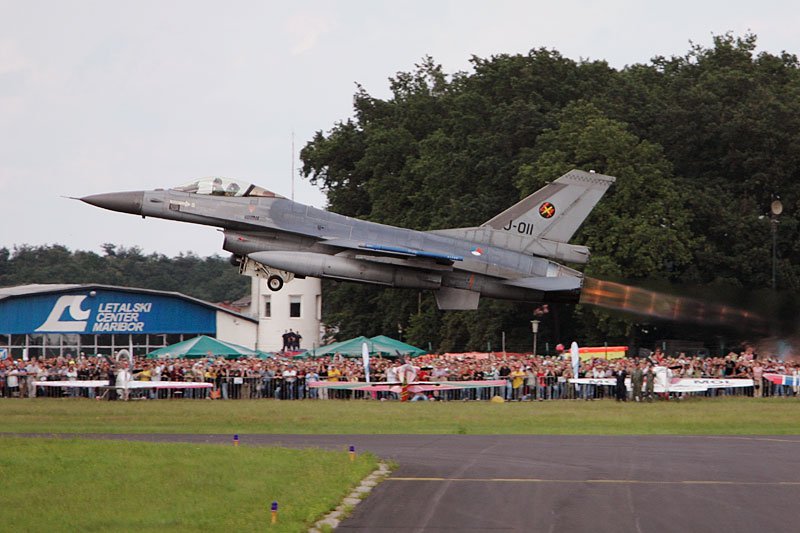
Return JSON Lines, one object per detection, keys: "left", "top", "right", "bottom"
{"left": 291, "top": 131, "right": 295, "bottom": 201}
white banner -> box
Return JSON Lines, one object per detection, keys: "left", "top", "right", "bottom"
{"left": 362, "top": 342, "right": 370, "bottom": 383}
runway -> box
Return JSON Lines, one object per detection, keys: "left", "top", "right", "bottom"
{"left": 20, "top": 433, "right": 800, "bottom": 532}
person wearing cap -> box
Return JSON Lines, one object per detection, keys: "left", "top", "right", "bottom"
{"left": 65, "top": 360, "right": 78, "bottom": 397}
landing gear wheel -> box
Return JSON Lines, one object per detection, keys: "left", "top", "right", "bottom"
{"left": 267, "top": 275, "right": 284, "bottom": 292}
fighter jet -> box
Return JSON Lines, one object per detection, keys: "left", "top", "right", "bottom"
{"left": 80, "top": 169, "right": 615, "bottom": 310}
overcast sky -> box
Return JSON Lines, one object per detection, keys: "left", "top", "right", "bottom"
{"left": 2, "top": 0, "right": 798, "bottom": 257}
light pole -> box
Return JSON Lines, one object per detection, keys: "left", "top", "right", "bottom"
{"left": 531, "top": 320, "right": 540, "bottom": 356}
{"left": 770, "top": 196, "right": 782, "bottom": 291}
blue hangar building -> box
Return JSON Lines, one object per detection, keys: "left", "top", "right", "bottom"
{"left": 0, "top": 284, "right": 258, "bottom": 359}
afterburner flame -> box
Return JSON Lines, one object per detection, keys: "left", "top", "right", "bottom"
{"left": 580, "top": 277, "right": 766, "bottom": 331}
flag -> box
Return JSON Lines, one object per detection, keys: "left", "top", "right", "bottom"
{"left": 362, "top": 342, "right": 370, "bottom": 383}
{"left": 571, "top": 342, "right": 580, "bottom": 378}
{"left": 764, "top": 373, "right": 800, "bottom": 387}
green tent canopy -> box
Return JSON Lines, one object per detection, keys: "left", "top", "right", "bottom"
{"left": 308, "top": 335, "right": 426, "bottom": 358}
{"left": 369, "top": 335, "right": 427, "bottom": 357}
{"left": 146, "top": 335, "right": 262, "bottom": 360}
{"left": 308, "top": 336, "right": 372, "bottom": 357}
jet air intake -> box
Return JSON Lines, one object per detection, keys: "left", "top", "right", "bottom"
{"left": 248, "top": 251, "right": 442, "bottom": 290}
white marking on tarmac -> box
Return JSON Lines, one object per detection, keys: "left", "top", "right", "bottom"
{"left": 703, "top": 436, "right": 800, "bottom": 444}
{"left": 388, "top": 477, "right": 800, "bottom": 485}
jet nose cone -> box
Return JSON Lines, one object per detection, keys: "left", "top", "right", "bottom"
{"left": 80, "top": 191, "right": 144, "bottom": 215}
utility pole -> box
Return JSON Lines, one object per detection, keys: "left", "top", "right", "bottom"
{"left": 531, "top": 320, "right": 540, "bottom": 356}
{"left": 770, "top": 196, "right": 782, "bottom": 291}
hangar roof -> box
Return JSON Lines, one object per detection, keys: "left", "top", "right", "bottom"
{"left": 0, "top": 283, "right": 257, "bottom": 323}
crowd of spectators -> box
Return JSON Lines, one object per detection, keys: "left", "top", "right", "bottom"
{"left": 1, "top": 344, "right": 799, "bottom": 401}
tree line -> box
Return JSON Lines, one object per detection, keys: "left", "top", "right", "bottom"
{"left": 0, "top": 244, "right": 248, "bottom": 305}
{"left": 300, "top": 33, "right": 800, "bottom": 352}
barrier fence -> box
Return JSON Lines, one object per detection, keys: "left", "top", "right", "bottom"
{"left": 1, "top": 375, "right": 798, "bottom": 400}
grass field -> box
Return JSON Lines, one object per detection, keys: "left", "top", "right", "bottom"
{"left": 2, "top": 397, "right": 799, "bottom": 434}
{"left": 2, "top": 398, "right": 797, "bottom": 532}
{"left": 0, "top": 437, "right": 377, "bottom": 532}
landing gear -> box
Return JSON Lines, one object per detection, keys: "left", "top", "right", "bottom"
{"left": 236, "top": 257, "right": 294, "bottom": 289}
{"left": 267, "top": 275, "right": 284, "bottom": 292}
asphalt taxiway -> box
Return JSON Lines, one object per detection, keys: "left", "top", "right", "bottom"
{"left": 28, "top": 433, "right": 800, "bottom": 532}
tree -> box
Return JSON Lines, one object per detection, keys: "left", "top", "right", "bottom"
{"left": 301, "top": 34, "right": 798, "bottom": 349}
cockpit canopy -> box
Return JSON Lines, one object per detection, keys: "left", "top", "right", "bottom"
{"left": 171, "top": 177, "right": 285, "bottom": 199}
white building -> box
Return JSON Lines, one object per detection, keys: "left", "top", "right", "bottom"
{"left": 249, "top": 276, "right": 323, "bottom": 352}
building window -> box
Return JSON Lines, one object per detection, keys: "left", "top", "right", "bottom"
{"left": 263, "top": 295, "right": 272, "bottom": 318}
{"left": 289, "top": 295, "right": 301, "bottom": 318}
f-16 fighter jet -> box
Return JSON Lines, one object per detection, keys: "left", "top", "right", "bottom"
{"left": 81, "top": 169, "right": 614, "bottom": 310}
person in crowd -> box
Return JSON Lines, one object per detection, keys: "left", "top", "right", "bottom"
{"left": 645, "top": 365, "right": 655, "bottom": 402}
{"left": 115, "top": 361, "right": 131, "bottom": 401}
{"left": 510, "top": 365, "right": 525, "bottom": 401}
{"left": 631, "top": 362, "right": 644, "bottom": 402}
{"left": 614, "top": 364, "right": 628, "bottom": 402}
{"left": 498, "top": 362, "right": 512, "bottom": 400}
{"left": 7, "top": 364, "right": 21, "bottom": 397}
{"left": 105, "top": 362, "right": 117, "bottom": 400}
{"left": 411, "top": 390, "right": 428, "bottom": 401}
{"left": 752, "top": 360, "right": 763, "bottom": 398}
{"left": 285, "top": 330, "right": 298, "bottom": 352}
{"left": 281, "top": 331, "right": 290, "bottom": 352}
{"left": 2, "top": 345, "right": 797, "bottom": 402}
{"left": 316, "top": 363, "right": 328, "bottom": 400}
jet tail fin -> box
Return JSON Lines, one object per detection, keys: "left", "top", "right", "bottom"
{"left": 482, "top": 169, "right": 615, "bottom": 243}
{"left": 428, "top": 169, "right": 615, "bottom": 260}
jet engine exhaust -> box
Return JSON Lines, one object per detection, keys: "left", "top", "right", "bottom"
{"left": 580, "top": 277, "right": 768, "bottom": 333}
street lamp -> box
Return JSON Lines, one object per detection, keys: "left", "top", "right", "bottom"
{"left": 531, "top": 320, "right": 540, "bottom": 356}
{"left": 770, "top": 196, "right": 782, "bottom": 291}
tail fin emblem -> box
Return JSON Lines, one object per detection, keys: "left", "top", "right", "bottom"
{"left": 539, "top": 202, "right": 555, "bottom": 218}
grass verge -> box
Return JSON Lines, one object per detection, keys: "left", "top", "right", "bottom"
{"left": 1, "top": 397, "right": 799, "bottom": 434}
{"left": 0, "top": 437, "right": 377, "bottom": 532}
